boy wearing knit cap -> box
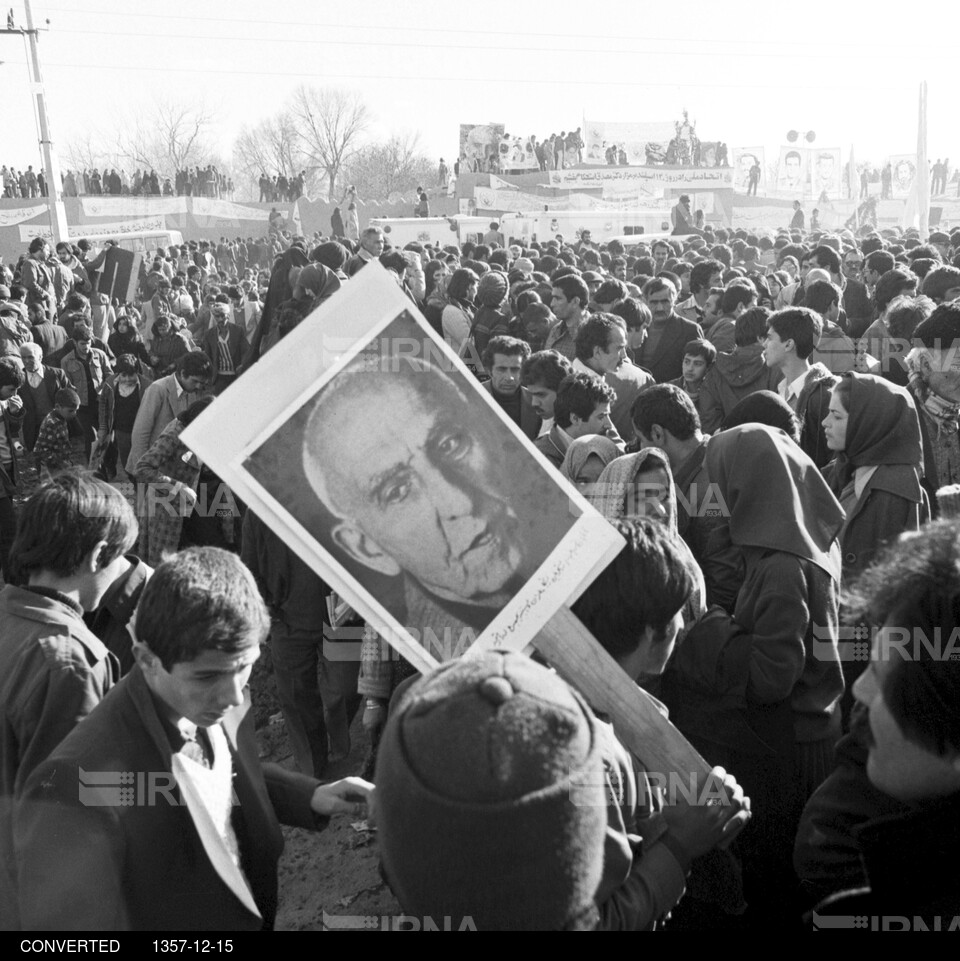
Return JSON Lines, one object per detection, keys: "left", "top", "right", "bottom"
{"left": 376, "top": 637, "right": 749, "bottom": 928}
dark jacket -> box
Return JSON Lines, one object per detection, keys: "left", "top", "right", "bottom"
{"left": 98, "top": 373, "right": 152, "bottom": 437}
{"left": 634, "top": 314, "right": 704, "bottom": 384}
{"left": 824, "top": 462, "right": 928, "bottom": 582}
{"left": 83, "top": 556, "right": 153, "bottom": 676}
{"left": 699, "top": 344, "right": 782, "bottom": 434}
{"left": 812, "top": 789, "right": 960, "bottom": 924}
{"left": 19, "top": 365, "right": 69, "bottom": 451}
{"left": 13, "top": 665, "right": 327, "bottom": 931}
{"left": 671, "top": 441, "right": 742, "bottom": 611}
{"left": 29, "top": 321, "right": 68, "bottom": 362}
{"left": 0, "top": 402, "right": 25, "bottom": 496}
{"left": 202, "top": 323, "right": 250, "bottom": 374}
{"left": 481, "top": 380, "right": 541, "bottom": 441}
{"left": 842, "top": 279, "right": 873, "bottom": 338}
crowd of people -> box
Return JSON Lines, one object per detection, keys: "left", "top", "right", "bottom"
{"left": 1, "top": 164, "right": 235, "bottom": 200}
{"left": 1, "top": 205, "right": 960, "bottom": 931}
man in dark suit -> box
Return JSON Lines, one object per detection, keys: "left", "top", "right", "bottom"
{"left": 634, "top": 277, "right": 704, "bottom": 383}
{"left": 203, "top": 302, "right": 250, "bottom": 394}
{"left": 13, "top": 548, "right": 372, "bottom": 931}
{"left": 18, "top": 342, "right": 69, "bottom": 450}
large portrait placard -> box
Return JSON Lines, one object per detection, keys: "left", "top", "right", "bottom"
{"left": 182, "top": 265, "right": 624, "bottom": 674}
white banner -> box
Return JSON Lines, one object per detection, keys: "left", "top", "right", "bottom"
{"left": 730, "top": 205, "right": 797, "bottom": 229}
{"left": 732, "top": 147, "right": 765, "bottom": 193}
{"left": 583, "top": 120, "right": 674, "bottom": 166}
{"left": 0, "top": 203, "right": 47, "bottom": 227}
{"left": 474, "top": 187, "right": 546, "bottom": 211}
{"left": 20, "top": 216, "right": 166, "bottom": 242}
{"left": 191, "top": 197, "right": 272, "bottom": 221}
{"left": 80, "top": 196, "right": 187, "bottom": 217}
{"left": 547, "top": 166, "right": 735, "bottom": 192}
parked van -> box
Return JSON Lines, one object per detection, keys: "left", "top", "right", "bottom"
{"left": 82, "top": 229, "right": 185, "bottom": 256}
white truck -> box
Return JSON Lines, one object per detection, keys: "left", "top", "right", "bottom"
{"left": 498, "top": 210, "right": 673, "bottom": 246}
{"left": 367, "top": 216, "right": 491, "bottom": 248}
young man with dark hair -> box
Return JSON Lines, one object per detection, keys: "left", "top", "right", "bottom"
{"left": 545, "top": 273, "right": 590, "bottom": 360}
{"left": 574, "top": 313, "right": 654, "bottom": 442}
{"left": 12, "top": 547, "right": 373, "bottom": 930}
{"left": 126, "top": 351, "right": 213, "bottom": 475}
{"left": 520, "top": 349, "right": 573, "bottom": 438}
{"left": 763, "top": 307, "right": 836, "bottom": 467}
{"left": 631, "top": 386, "right": 738, "bottom": 610}
{"left": 480, "top": 335, "right": 537, "bottom": 439}
{"left": 920, "top": 264, "right": 960, "bottom": 304}
{"left": 669, "top": 338, "right": 716, "bottom": 411}
{"left": 700, "top": 307, "right": 781, "bottom": 433}
{"left": 804, "top": 280, "right": 858, "bottom": 374}
{"left": 538, "top": 372, "right": 618, "bottom": 468}
{"left": 677, "top": 259, "right": 724, "bottom": 325}
{"left": 0, "top": 472, "right": 138, "bottom": 927}
{"left": 707, "top": 279, "right": 758, "bottom": 353}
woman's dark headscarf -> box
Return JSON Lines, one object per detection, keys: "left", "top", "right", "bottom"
{"left": 244, "top": 245, "right": 310, "bottom": 365}
{"left": 706, "top": 423, "right": 845, "bottom": 581}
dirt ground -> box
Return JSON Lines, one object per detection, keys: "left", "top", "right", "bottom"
{"left": 250, "top": 648, "right": 402, "bottom": 931}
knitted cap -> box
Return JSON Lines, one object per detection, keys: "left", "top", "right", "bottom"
{"left": 476, "top": 270, "right": 509, "bottom": 308}
{"left": 376, "top": 651, "right": 606, "bottom": 931}
{"left": 312, "top": 241, "right": 349, "bottom": 272}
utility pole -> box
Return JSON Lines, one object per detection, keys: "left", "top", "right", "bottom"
{"left": 1, "top": 1, "right": 69, "bottom": 242}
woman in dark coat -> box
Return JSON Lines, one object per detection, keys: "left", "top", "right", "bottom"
{"left": 662, "top": 424, "right": 845, "bottom": 925}
{"left": 243, "top": 245, "right": 310, "bottom": 366}
{"left": 330, "top": 206, "right": 345, "bottom": 238}
{"left": 822, "top": 372, "right": 929, "bottom": 587}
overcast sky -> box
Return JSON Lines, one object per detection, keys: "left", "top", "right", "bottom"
{"left": 2, "top": 0, "right": 957, "bottom": 174}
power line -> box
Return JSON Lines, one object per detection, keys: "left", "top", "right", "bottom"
{"left": 45, "top": 26, "right": 937, "bottom": 61}
{"left": 36, "top": 6, "right": 951, "bottom": 51}
{"left": 0, "top": 58, "right": 904, "bottom": 90}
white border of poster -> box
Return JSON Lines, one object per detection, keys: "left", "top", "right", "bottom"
{"left": 182, "top": 264, "right": 623, "bottom": 674}
{"left": 776, "top": 146, "right": 808, "bottom": 196}
{"left": 732, "top": 147, "right": 765, "bottom": 194}
{"left": 810, "top": 147, "right": 843, "bottom": 201}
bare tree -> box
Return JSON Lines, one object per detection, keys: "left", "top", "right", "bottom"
{"left": 344, "top": 131, "right": 436, "bottom": 203}
{"left": 289, "top": 85, "right": 370, "bottom": 200}
{"left": 117, "top": 98, "right": 218, "bottom": 181}
{"left": 233, "top": 112, "right": 303, "bottom": 201}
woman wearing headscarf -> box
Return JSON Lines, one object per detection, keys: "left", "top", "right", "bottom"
{"left": 108, "top": 312, "right": 152, "bottom": 374}
{"left": 559, "top": 435, "right": 620, "bottom": 492}
{"left": 243, "top": 244, "right": 310, "bottom": 365}
{"left": 662, "top": 424, "right": 845, "bottom": 923}
{"left": 822, "top": 372, "right": 928, "bottom": 586}
{"left": 592, "top": 448, "right": 707, "bottom": 629}
{"left": 330, "top": 206, "right": 345, "bottom": 239}
{"left": 591, "top": 447, "right": 677, "bottom": 529}
{"left": 422, "top": 262, "right": 450, "bottom": 336}
{"left": 441, "top": 267, "right": 479, "bottom": 355}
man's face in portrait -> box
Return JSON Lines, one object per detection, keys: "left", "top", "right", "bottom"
{"left": 304, "top": 367, "right": 527, "bottom": 607}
